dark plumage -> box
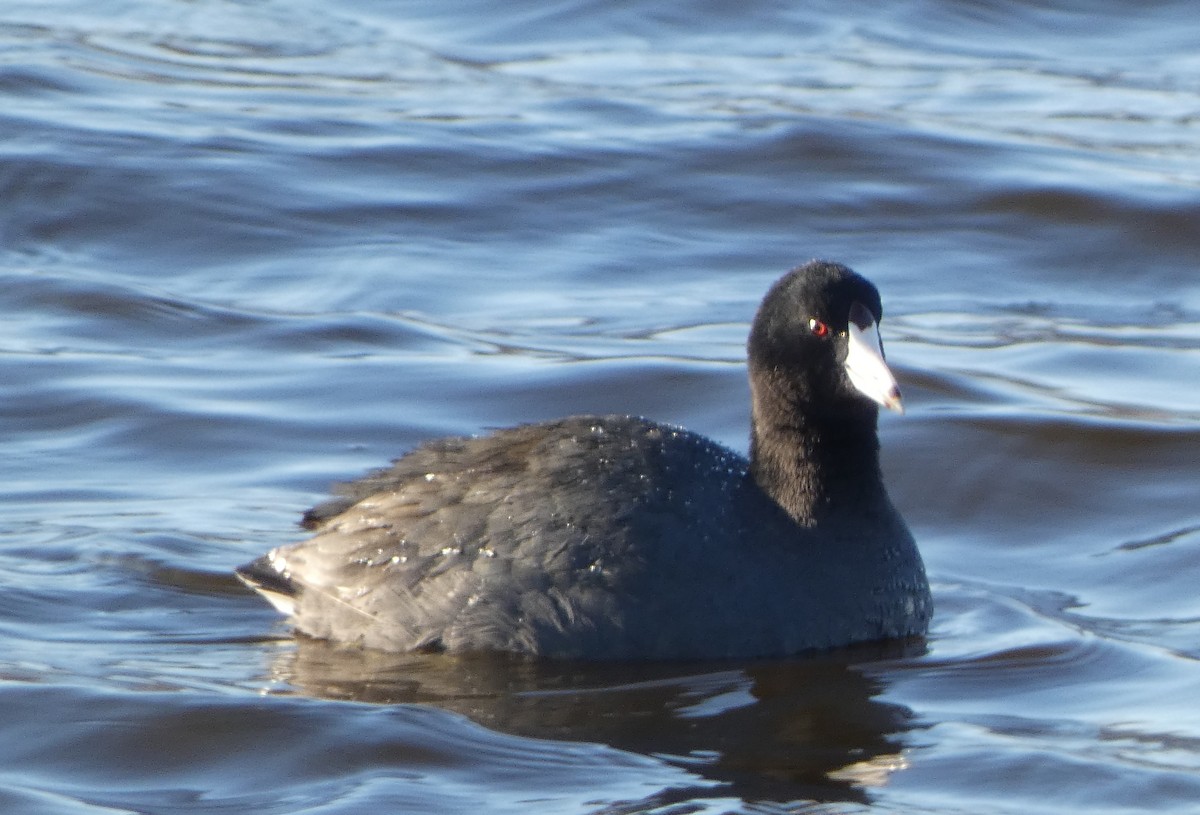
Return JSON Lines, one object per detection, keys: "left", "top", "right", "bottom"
{"left": 237, "top": 261, "right": 931, "bottom": 659}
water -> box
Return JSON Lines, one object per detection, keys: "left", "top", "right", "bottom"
{"left": 2, "top": 0, "right": 1199, "bottom": 812}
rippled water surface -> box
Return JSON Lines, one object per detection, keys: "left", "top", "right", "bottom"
{"left": 2, "top": 1, "right": 1199, "bottom": 813}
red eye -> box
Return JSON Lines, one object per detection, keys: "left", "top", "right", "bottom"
{"left": 808, "top": 318, "right": 829, "bottom": 338}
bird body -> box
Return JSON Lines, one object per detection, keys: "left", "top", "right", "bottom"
{"left": 238, "top": 262, "right": 932, "bottom": 659}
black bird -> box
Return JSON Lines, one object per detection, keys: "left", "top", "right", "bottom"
{"left": 237, "top": 261, "right": 931, "bottom": 659}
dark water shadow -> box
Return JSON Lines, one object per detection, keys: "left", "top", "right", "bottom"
{"left": 262, "top": 636, "right": 927, "bottom": 807}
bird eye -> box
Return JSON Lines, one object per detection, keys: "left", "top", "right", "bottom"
{"left": 808, "top": 318, "right": 830, "bottom": 338}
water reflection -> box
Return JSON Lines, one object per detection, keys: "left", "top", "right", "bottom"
{"left": 263, "top": 637, "right": 927, "bottom": 806}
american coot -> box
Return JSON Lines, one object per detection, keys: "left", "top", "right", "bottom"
{"left": 237, "top": 261, "right": 932, "bottom": 659}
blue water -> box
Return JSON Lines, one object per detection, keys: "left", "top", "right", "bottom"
{"left": 2, "top": 1, "right": 1199, "bottom": 812}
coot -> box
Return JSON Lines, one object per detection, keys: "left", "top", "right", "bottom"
{"left": 237, "top": 260, "right": 931, "bottom": 659}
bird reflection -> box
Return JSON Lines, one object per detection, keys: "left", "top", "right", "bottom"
{"left": 256, "top": 636, "right": 926, "bottom": 807}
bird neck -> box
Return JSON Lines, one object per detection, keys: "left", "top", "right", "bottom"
{"left": 748, "top": 403, "right": 884, "bottom": 527}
